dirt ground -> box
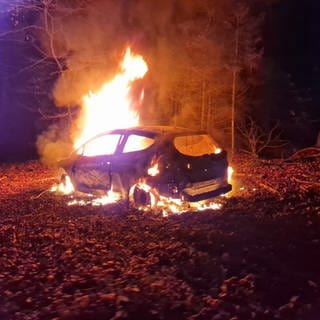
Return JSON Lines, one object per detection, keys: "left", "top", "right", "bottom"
{"left": 0, "top": 153, "right": 319, "bottom": 320}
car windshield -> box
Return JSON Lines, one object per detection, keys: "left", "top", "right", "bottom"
{"left": 174, "top": 134, "right": 219, "bottom": 156}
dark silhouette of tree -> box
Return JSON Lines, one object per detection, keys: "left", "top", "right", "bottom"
{"left": 252, "top": 59, "right": 318, "bottom": 150}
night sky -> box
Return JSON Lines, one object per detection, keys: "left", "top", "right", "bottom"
{"left": 268, "top": 0, "right": 320, "bottom": 148}
{"left": 0, "top": 0, "right": 319, "bottom": 162}
{"left": 266, "top": 0, "right": 320, "bottom": 88}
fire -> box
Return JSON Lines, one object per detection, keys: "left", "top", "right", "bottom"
{"left": 75, "top": 47, "right": 148, "bottom": 154}
{"left": 148, "top": 162, "right": 160, "bottom": 177}
{"left": 50, "top": 46, "right": 232, "bottom": 214}
{"left": 228, "top": 166, "right": 234, "bottom": 183}
{"left": 67, "top": 189, "right": 121, "bottom": 207}
{"left": 52, "top": 47, "right": 148, "bottom": 201}
{"left": 129, "top": 178, "right": 223, "bottom": 216}
{"left": 51, "top": 175, "right": 74, "bottom": 194}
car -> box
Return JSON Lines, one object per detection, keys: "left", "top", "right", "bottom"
{"left": 60, "top": 126, "right": 232, "bottom": 208}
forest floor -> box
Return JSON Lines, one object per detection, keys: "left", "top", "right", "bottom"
{"left": 0, "top": 151, "right": 320, "bottom": 320}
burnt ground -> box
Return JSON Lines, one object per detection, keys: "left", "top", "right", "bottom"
{"left": 0, "top": 153, "right": 320, "bottom": 320}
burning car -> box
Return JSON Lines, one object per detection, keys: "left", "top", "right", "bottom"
{"left": 59, "top": 126, "right": 232, "bottom": 209}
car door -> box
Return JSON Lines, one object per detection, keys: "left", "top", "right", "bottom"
{"left": 71, "top": 133, "right": 123, "bottom": 192}
{"left": 111, "top": 132, "right": 156, "bottom": 188}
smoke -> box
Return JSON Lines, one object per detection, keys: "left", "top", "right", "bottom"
{"left": 36, "top": 123, "right": 73, "bottom": 166}
{"left": 42, "top": 0, "right": 207, "bottom": 107}
{"left": 37, "top": 0, "right": 212, "bottom": 163}
{"left": 52, "top": 0, "right": 201, "bottom": 105}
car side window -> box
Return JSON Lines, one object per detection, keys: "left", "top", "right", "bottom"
{"left": 81, "top": 134, "right": 122, "bottom": 156}
{"left": 174, "top": 134, "right": 218, "bottom": 156}
{"left": 123, "top": 134, "right": 155, "bottom": 153}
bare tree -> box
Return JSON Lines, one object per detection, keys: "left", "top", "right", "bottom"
{"left": 222, "top": 2, "right": 264, "bottom": 157}
{"left": 237, "top": 117, "right": 286, "bottom": 158}
{"left": 0, "top": 0, "right": 91, "bottom": 120}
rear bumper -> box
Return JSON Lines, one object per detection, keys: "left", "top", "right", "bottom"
{"left": 182, "top": 183, "right": 232, "bottom": 202}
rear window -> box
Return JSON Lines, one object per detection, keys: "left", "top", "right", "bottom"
{"left": 81, "top": 134, "right": 121, "bottom": 156}
{"left": 174, "top": 134, "right": 218, "bottom": 156}
{"left": 123, "top": 134, "right": 155, "bottom": 153}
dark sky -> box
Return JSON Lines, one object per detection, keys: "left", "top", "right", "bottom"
{"left": 266, "top": 0, "right": 320, "bottom": 88}
{"left": 263, "top": 0, "right": 320, "bottom": 145}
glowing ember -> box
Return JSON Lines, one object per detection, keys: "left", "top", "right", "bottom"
{"left": 75, "top": 47, "right": 148, "bottom": 154}
{"left": 148, "top": 163, "right": 160, "bottom": 176}
{"left": 53, "top": 175, "right": 225, "bottom": 215}
{"left": 51, "top": 174, "right": 121, "bottom": 205}
{"left": 158, "top": 196, "right": 222, "bottom": 216}
{"left": 214, "top": 148, "right": 222, "bottom": 154}
{"left": 129, "top": 181, "right": 222, "bottom": 216}
{"left": 67, "top": 189, "right": 121, "bottom": 206}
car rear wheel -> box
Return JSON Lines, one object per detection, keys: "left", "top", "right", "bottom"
{"left": 129, "top": 183, "right": 158, "bottom": 209}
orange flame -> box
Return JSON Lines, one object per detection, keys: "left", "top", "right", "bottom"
{"left": 228, "top": 166, "right": 234, "bottom": 184}
{"left": 148, "top": 162, "right": 160, "bottom": 176}
{"left": 51, "top": 175, "right": 74, "bottom": 194}
{"left": 75, "top": 47, "right": 148, "bottom": 153}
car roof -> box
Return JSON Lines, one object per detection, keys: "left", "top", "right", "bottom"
{"left": 78, "top": 126, "right": 212, "bottom": 150}
{"left": 98, "top": 126, "right": 208, "bottom": 137}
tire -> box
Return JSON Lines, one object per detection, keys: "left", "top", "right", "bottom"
{"left": 129, "top": 183, "right": 158, "bottom": 209}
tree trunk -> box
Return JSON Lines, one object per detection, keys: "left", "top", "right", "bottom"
{"left": 231, "top": 18, "right": 239, "bottom": 158}
{"left": 231, "top": 69, "right": 236, "bottom": 158}
{"left": 43, "top": 2, "right": 72, "bottom": 124}
{"left": 206, "top": 94, "right": 212, "bottom": 132}
{"left": 201, "top": 81, "right": 206, "bottom": 130}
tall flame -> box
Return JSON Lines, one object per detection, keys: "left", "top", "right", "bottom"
{"left": 75, "top": 48, "right": 148, "bottom": 151}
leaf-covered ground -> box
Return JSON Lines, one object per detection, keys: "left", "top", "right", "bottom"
{"left": 0, "top": 154, "right": 320, "bottom": 320}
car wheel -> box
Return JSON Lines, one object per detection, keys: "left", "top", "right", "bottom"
{"left": 129, "top": 183, "right": 158, "bottom": 209}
